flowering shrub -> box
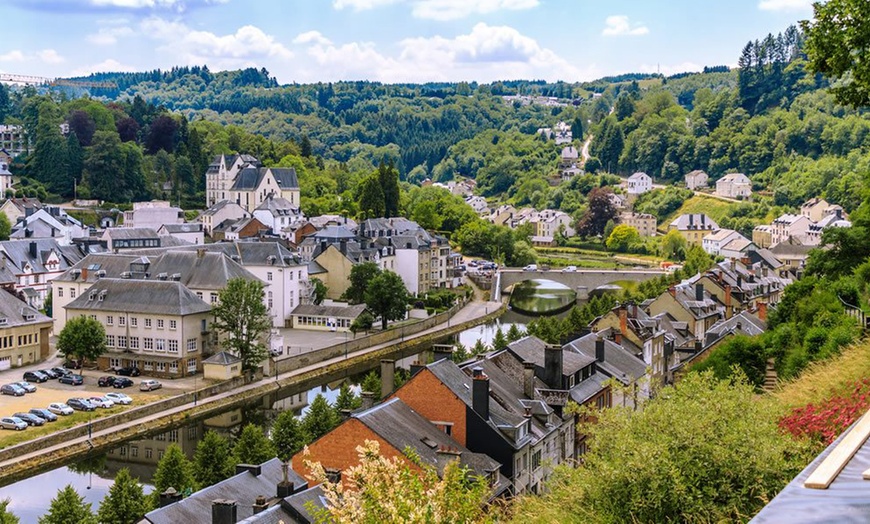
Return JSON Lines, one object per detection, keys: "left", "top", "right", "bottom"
{"left": 779, "top": 378, "right": 870, "bottom": 445}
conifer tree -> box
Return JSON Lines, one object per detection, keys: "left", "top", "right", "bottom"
{"left": 272, "top": 411, "right": 309, "bottom": 462}
{"left": 0, "top": 499, "right": 19, "bottom": 524}
{"left": 193, "top": 431, "right": 235, "bottom": 488}
{"left": 96, "top": 468, "right": 148, "bottom": 524}
{"left": 302, "top": 394, "right": 341, "bottom": 441}
{"left": 233, "top": 424, "right": 276, "bottom": 466}
{"left": 39, "top": 486, "right": 95, "bottom": 524}
{"left": 151, "top": 443, "right": 196, "bottom": 504}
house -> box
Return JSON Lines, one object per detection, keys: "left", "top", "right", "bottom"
{"left": 560, "top": 165, "right": 582, "bottom": 181}
{"left": 560, "top": 146, "right": 579, "bottom": 168}
{"left": 228, "top": 167, "right": 300, "bottom": 213}
{"left": 0, "top": 159, "right": 12, "bottom": 196}
{"left": 685, "top": 170, "right": 708, "bottom": 190}
{"left": 202, "top": 351, "right": 242, "bottom": 380}
{"left": 608, "top": 193, "right": 627, "bottom": 210}
{"left": 205, "top": 153, "right": 260, "bottom": 208}
{"left": 805, "top": 209, "right": 851, "bottom": 246}
{"left": 216, "top": 217, "right": 268, "bottom": 242}
{"left": 289, "top": 302, "right": 367, "bottom": 332}
{"left": 668, "top": 214, "right": 720, "bottom": 247}
{"left": 535, "top": 209, "right": 575, "bottom": 245}
{"left": 715, "top": 173, "right": 752, "bottom": 198}
{"left": 306, "top": 214, "right": 358, "bottom": 232}
{"left": 291, "top": 397, "right": 507, "bottom": 496}
{"left": 719, "top": 237, "right": 757, "bottom": 259}
{"left": 702, "top": 228, "right": 748, "bottom": 256}
{"left": 648, "top": 282, "right": 724, "bottom": 341}
{"left": 199, "top": 200, "right": 249, "bottom": 237}
{"left": 252, "top": 194, "right": 304, "bottom": 240}
{"left": 0, "top": 289, "right": 52, "bottom": 369}
{"left": 0, "top": 238, "right": 83, "bottom": 309}
{"left": 770, "top": 214, "right": 812, "bottom": 246}
{"left": 693, "top": 260, "right": 790, "bottom": 319}
{"left": 156, "top": 223, "right": 204, "bottom": 245}
{"left": 800, "top": 198, "right": 841, "bottom": 223}
{"left": 562, "top": 331, "right": 651, "bottom": 407}
{"left": 753, "top": 225, "right": 773, "bottom": 249}
{"left": 487, "top": 204, "right": 517, "bottom": 227}
{"left": 122, "top": 200, "right": 183, "bottom": 230}
{"left": 0, "top": 125, "right": 28, "bottom": 158}
{"left": 10, "top": 208, "right": 88, "bottom": 246}
{"left": 619, "top": 212, "right": 657, "bottom": 237}
{"left": 770, "top": 237, "right": 813, "bottom": 273}
{"left": 625, "top": 172, "right": 652, "bottom": 195}
{"left": 65, "top": 278, "right": 212, "bottom": 377}
{"left": 0, "top": 198, "right": 43, "bottom": 226}
{"left": 465, "top": 195, "right": 489, "bottom": 214}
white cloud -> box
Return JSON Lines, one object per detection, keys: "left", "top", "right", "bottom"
{"left": 602, "top": 15, "right": 649, "bottom": 37}
{"left": 0, "top": 51, "right": 26, "bottom": 62}
{"left": 411, "top": 0, "right": 539, "bottom": 21}
{"left": 332, "top": 0, "right": 399, "bottom": 10}
{"left": 69, "top": 58, "right": 136, "bottom": 77}
{"left": 638, "top": 61, "right": 702, "bottom": 77}
{"left": 758, "top": 0, "right": 812, "bottom": 11}
{"left": 17, "top": 0, "right": 228, "bottom": 12}
{"left": 36, "top": 49, "right": 65, "bottom": 64}
{"left": 86, "top": 25, "right": 135, "bottom": 45}
{"left": 293, "top": 31, "right": 332, "bottom": 46}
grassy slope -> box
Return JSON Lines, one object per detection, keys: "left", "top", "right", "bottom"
{"left": 660, "top": 194, "right": 737, "bottom": 227}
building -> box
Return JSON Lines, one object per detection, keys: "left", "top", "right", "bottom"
{"left": 702, "top": 228, "right": 749, "bottom": 256}
{"left": 102, "top": 228, "right": 165, "bottom": 251}
{"left": 289, "top": 302, "right": 367, "bottom": 332}
{"left": 625, "top": 172, "right": 653, "bottom": 195}
{"left": 0, "top": 159, "right": 12, "bottom": 196}
{"left": 685, "top": 170, "right": 708, "bottom": 190}
{"left": 465, "top": 195, "right": 488, "bottom": 214}
{"left": 213, "top": 216, "right": 268, "bottom": 242}
{"left": 205, "top": 154, "right": 260, "bottom": 208}
{"left": 0, "top": 289, "right": 52, "bottom": 369}
{"left": 770, "top": 214, "right": 812, "bottom": 246}
{"left": 800, "top": 198, "right": 839, "bottom": 223}
{"left": 202, "top": 351, "right": 242, "bottom": 380}
{"left": 715, "top": 173, "right": 752, "bottom": 198}
{"left": 9, "top": 207, "right": 88, "bottom": 246}
{"left": 534, "top": 209, "right": 575, "bottom": 246}
{"left": 65, "top": 278, "right": 211, "bottom": 377}
{"left": 753, "top": 225, "right": 773, "bottom": 249}
{"left": 0, "top": 198, "right": 43, "bottom": 226}
{"left": 229, "top": 167, "right": 300, "bottom": 213}
{"left": 122, "top": 201, "right": 183, "bottom": 230}
{"left": 770, "top": 237, "right": 813, "bottom": 273}
{"left": 668, "top": 214, "right": 720, "bottom": 247}
{"left": 619, "top": 212, "right": 657, "bottom": 237}
{"left": 199, "top": 200, "right": 250, "bottom": 237}
{"left": 0, "top": 125, "right": 28, "bottom": 157}
{"left": 805, "top": 209, "right": 851, "bottom": 246}
{"left": 252, "top": 194, "right": 304, "bottom": 240}
{"left": 560, "top": 146, "right": 579, "bottom": 168}
{"left": 0, "top": 238, "right": 83, "bottom": 309}
{"left": 648, "top": 283, "right": 725, "bottom": 341}
{"left": 719, "top": 237, "right": 757, "bottom": 259}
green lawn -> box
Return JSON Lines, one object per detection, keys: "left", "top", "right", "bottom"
{"left": 660, "top": 194, "right": 738, "bottom": 229}
{"left": 0, "top": 405, "right": 128, "bottom": 449}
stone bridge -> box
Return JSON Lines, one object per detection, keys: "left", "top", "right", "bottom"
{"left": 494, "top": 268, "right": 668, "bottom": 301}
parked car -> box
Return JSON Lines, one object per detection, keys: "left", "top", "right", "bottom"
{"left": 562, "top": 265, "right": 577, "bottom": 272}
{"left": 39, "top": 369, "right": 59, "bottom": 379}
{"left": 29, "top": 408, "right": 57, "bottom": 422}
{"left": 139, "top": 379, "right": 162, "bottom": 392}
{"left": 51, "top": 367, "right": 70, "bottom": 377}
{"left": 1, "top": 384, "right": 25, "bottom": 397}
{"left": 97, "top": 376, "right": 116, "bottom": 387}
{"left": 22, "top": 371, "right": 48, "bottom": 383}
{"left": 112, "top": 377, "right": 134, "bottom": 389}
{"left": 88, "top": 396, "right": 114, "bottom": 408}
{"left": 59, "top": 374, "right": 84, "bottom": 386}
{"left": 105, "top": 392, "right": 133, "bottom": 405}
{"left": 13, "top": 412, "right": 45, "bottom": 426}
{"left": 523, "top": 264, "right": 537, "bottom": 271}
{"left": 67, "top": 398, "right": 96, "bottom": 412}
{"left": 14, "top": 381, "right": 36, "bottom": 393}
{"left": 116, "top": 366, "right": 141, "bottom": 377}
{"left": 0, "top": 417, "right": 27, "bottom": 431}
{"left": 63, "top": 360, "right": 82, "bottom": 369}
{"left": 47, "top": 403, "right": 74, "bottom": 416}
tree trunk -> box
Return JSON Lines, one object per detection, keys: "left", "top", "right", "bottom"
{"left": 382, "top": 317, "right": 388, "bottom": 330}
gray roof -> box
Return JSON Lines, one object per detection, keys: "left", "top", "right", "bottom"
{"left": 202, "top": 200, "right": 247, "bottom": 217}
{"left": 158, "top": 223, "right": 203, "bottom": 234}
{"left": 311, "top": 225, "right": 356, "bottom": 240}
{"left": 0, "top": 238, "right": 83, "bottom": 273}
{"left": 231, "top": 167, "right": 299, "bottom": 191}
{"left": 569, "top": 372, "right": 610, "bottom": 404}
{"left": 279, "top": 485, "right": 325, "bottom": 524}
{"left": 669, "top": 214, "right": 719, "bottom": 231}
{"left": 290, "top": 303, "right": 366, "bottom": 320}
{"left": 103, "top": 227, "right": 160, "bottom": 240}
{"left": 255, "top": 196, "right": 300, "bottom": 216}
{"left": 127, "top": 241, "right": 305, "bottom": 268}
{"left": 144, "top": 458, "right": 306, "bottom": 524}
{"left": 203, "top": 351, "right": 242, "bottom": 365}
{"left": 0, "top": 289, "right": 51, "bottom": 328}
{"left": 563, "top": 332, "right": 647, "bottom": 384}
{"left": 705, "top": 311, "right": 766, "bottom": 347}
{"left": 66, "top": 278, "right": 211, "bottom": 316}
{"left": 506, "top": 336, "right": 595, "bottom": 376}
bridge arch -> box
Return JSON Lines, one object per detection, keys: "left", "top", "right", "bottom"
{"left": 494, "top": 268, "right": 667, "bottom": 301}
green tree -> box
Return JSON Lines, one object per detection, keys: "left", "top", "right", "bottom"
{"left": 492, "top": 327, "right": 508, "bottom": 351}
{"left": 378, "top": 161, "right": 401, "bottom": 218}
{"left": 410, "top": 199, "right": 442, "bottom": 231}
{"left": 605, "top": 224, "right": 641, "bottom": 252}
{"left": 0, "top": 499, "right": 18, "bottom": 524}
{"left": 310, "top": 278, "right": 328, "bottom": 305}
{"left": 56, "top": 316, "right": 106, "bottom": 364}
{"left": 193, "top": 430, "right": 235, "bottom": 488}
{"left": 510, "top": 372, "right": 811, "bottom": 523}
{"left": 802, "top": 0, "right": 870, "bottom": 107}
{"left": 302, "top": 394, "right": 341, "bottom": 440}
{"left": 39, "top": 485, "right": 95, "bottom": 524}
{"left": 83, "top": 130, "right": 125, "bottom": 201}
{"left": 67, "top": 132, "right": 84, "bottom": 190}
{"left": 212, "top": 278, "right": 271, "bottom": 372}
{"left": 659, "top": 229, "right": 688, "bottom": 261}
{"left": 692, "top": 336, "right": 768, "bottom": 388}
{"left": 350, "top": 311, "right": 375, "bottom": 335}
{"left": 151, "top": 443, "right": 197, "bottom": 502}
{"left": 234, "top": 424, "right": 276, "bottom": 466}
{"left": 29, "top": 103, "right": 70, "bottom": 196}
{"left": 272, "top": 410, "right": 309, "bottom": 462}
{"left": 361, "top": 371, "right": 381, "bottom": 395}
{"left": 334, "top": 382, "right": 362, "bottom": 414}
{"left": 342, "top": 262, "right": 381, "bottom": 305}
{"left": 0, "top": 213, "right": 10, "bottom": 242}
{"left": 506, "top": 324, "right": 525, "bottom": 343}
{"left": 364, "top": 270, "right": 408, "bottom": 330}
{"left": 356, "top": 173, "right": 385, "bottom": 218}
{"left": 96, "top": 468, "right": 148, "bottom": 524}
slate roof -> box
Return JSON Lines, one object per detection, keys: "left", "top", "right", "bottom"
{"left": 255, "top": 196, "right": 299, "bottom": 216}
{"left": 505, "top": 336, "right": 595, "bottom": 376}
{"left": 128, "top": 241, "right": 305, "bottom": 268}
{"left": 158, "top": 223, "right": 203, "bottom": 234}
{"left": 103, "top": 227, "right": 160, "bottom": 240}
{"left": 66, "top": 279, "right": 211, "bottom": 316}
{"left": 279, "top": 485, "right": 325, "bottom": 524}
{"left": 143, "top": 458, "right": 306, "bottom": 524}
{"left": 231, "top": 167, "right": 299, "bottom": 191}
{"left": 669, "top": 214, "right": 719, "bottom": 231}
{"left": 628, "top": 171, "right": 650, "bottom": 181}
{"left": 563, "top": 332, "right": 647, "bottom": 384}
{"left": 569, "top": 372, "right": 610, "bottom": 404}
{"left": 311, "top": 225, "right": 356, "bottom": 240}
{"left": 0, "top": 238, "right": 82, "bottom": 273}
{"left": 203, "top": 351, "right": 242, "bottom": 365}
{"left": 270, "top": 168, "right": 299, "bottom": 190}
{"left": 290, "top": 303, "right": 366, "bottom": 319}
{"left": 705, "top": 311, "right": 766, "bottom": 346}
{"left": 0, "top": 289, "right": 51, "bottom": 328}
{"left": 201, "top": 200, "right": 247, "bottom": 217}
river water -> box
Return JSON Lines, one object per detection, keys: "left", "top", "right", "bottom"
{"left": 0, "top": 281, "right": 572, "bottom": 520}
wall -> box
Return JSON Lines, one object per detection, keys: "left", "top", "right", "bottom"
{"left": 390, "top": 369, "right": 468, "bottom": 446}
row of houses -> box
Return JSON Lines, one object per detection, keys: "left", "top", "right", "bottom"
{"left": 684, "top": 170, "right": 753, "bottom": 198}
{"left": 485, "top": 205, "right": 575, "bottom": 247}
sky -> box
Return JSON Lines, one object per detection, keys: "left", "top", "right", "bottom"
{"left": 1, "top": 0, "right": 816, "bottom": 85}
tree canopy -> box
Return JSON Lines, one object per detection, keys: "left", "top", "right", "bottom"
{"left": 57, "top": 316, "right": 107, "bottom": 364}
{"left": 212, "top": 278, "right": 271, "bottom": 372}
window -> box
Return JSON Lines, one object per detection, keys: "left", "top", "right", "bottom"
{"left": 532, "top": 450, "right": 542, "bottom": 471}
{"left": 268, "top": 291, "right": 273, "bottom": 309}
{"left": 70, "top": 288, "right": 76, "bottom": 298}
{"left": 157, "top": 319, "right": 164, "bottom": 329}
{"left": 131, "top": 317, "right": 137, "bottom": 327}
{"left": 131, "top": 446, "right": 138, "bottom": 457}
{"left": 168, "top": 340, "right": 178, "bottom": 353}
{"left": 196, "top": 292, "right": 203, "bottom": 300}
{"left": 156, "top": 339, "right": 166, "bottom": 352}
{"left": 90, "top": 314, "right": 97, "bottom": 321}
{"left": 145, "top": 318, "right": 152, "bottom": 328}
{"left": 143, "top": 361, "right": 153, "bottom": 371}
{"left": 109, "top": 358, "right": 120, "bottom": 368}
{"left": 187, "top": 339, "right": 197, "bottom": 352}
{"left": 145, "top": 448, "right": 152, "bottom": 459}
{"left": 168, "top": 429, "right": 178, "bottom": 442}
{"left": 129, "top": 337, "right": 139, "bottom": 350}
{"left": 144, "top": 338, "right": 154, "bottom": 351}
{"left": 106, "top": 315, "right": 113, "bottom": 326}
{"left": 187, "top": 358, "right": 197, "bottom": 373}
{"left": 210, "top": 293, "right": 218, "bottom": 304}
{"left": 119, "top": 316, "right": 126, "bottom": 326}
{"left": 105, "top": 335, "right": 115, "bottom": 347}
{"left": 188, "top": 426, "right": 197, "bottom": 440}
{"left": 58, "top": 288, "right": 63, "bottom": 298}
{"left": 169, "top": 362, "right": 178, "bottom": 374}
{"left": 267, "top": 271, "right": 273, "bottom": 281}
{"left": 169, "top": 320, "right": 176, "bottom": 330}
{"left": 117, "top": 336, "right": 127, "bottom": 348}
{"left": 157, "top": 362, "right": 166, "bottom": 372}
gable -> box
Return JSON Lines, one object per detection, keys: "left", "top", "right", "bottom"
{"left": 390, "top": 368, "right": 469, "bottom": 446}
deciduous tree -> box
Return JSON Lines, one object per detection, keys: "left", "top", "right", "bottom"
{"left": 365, "top": 270, "right": 408, "bottom": 330}
{"left": 193, "top": 430, "right": 235, "bottom": 487}
{"left": 57, "top": 316, "right": 106, "bottom": 364}
{"left": 234, "top": 424, "right": 276, "bottom": 466}
{"left": 272, "top": 410, "right": 309, "bottom": 462}
{"left": 151, "top": 444, "right": 197, "bottom": 501}
{"left": 310, "top": 278, "right": 327, "bottom": 305}
{"left": 96, "top": 468, "right": 148, "bottom": 524}
{"left": 576, "top": 187, "right": 617, "bottom": 238}
{"left": 212, "top": 278, "right": 271, "bottom": 372}
{"left": 342, "top": 262, "right": 381, "bottom": 305}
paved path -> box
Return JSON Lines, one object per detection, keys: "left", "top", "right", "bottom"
{"left": 580, "top": 134, "right": 593, "bottom": 165}
{"left": 0, "top": 298, "right": 503, "bottom": 478}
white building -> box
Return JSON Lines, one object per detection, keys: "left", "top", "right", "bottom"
{"left": 10, "top": 208, "right": 87, "bottom": 246}
{"left": 0, "top": 239, "right": 84, "bottom": 309}
{"left": 465, "top": 196, "right": 488, "bottom": 214}
{"left": 715, "top": 173, "right": 752, "bottom": 199}
{"left": 205, "top": 154, "right": 259, "bottom": 208}
{"left": 199, "top": 200, "right": 249, "bottom": 237}
{"left": 625, "top": 172, "right": 653, "bottom": 195}
{"left": 702, "top": 229, "right": 749, "bottom": 256}
{"left": 157, "top": 223, "right": 204, "bottom": 245}
{"left": 535, "top": 209, "right": 575, "bottom": 244}
{"left": 252, "top": 195, "right": 304, "bottom": 239}
{"left": 685, "top": 170, "right": 708, "bottom": 190}
{"left": 770, "top": 214, "right": 812, "bottom": 246}
{"left": 0, "top": 160, "right": 12, "bottom": 196}
{"left": 122, "top": 201, "right": 184, "bottom": 230}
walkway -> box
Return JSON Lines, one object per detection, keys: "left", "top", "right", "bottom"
{"left": 0, "top": 298, "right": 504, "bottom": 482}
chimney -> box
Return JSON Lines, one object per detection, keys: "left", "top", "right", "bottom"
{"left": 380, "top": 359, "right": 395, "bottom": 399}
{"left": 339, "top": 409, "right": 352, "bottom": 420}
{"left": 668, "top": 285, "right": 676, "bottom": 297}
{"left": 320, "top": 240, "right": 327, "bottom": 253}
{"left": 631, "top": 302, "right": 638, "bottom": 319}
{"left": 197, "top": 248, "right": 206, "bottom": 258}
{"left": 211, "top": 499, "right": 237, "bottom": 524}
{"left": 595, "top": 338, "right": 605, "bottom": 363}
{"left": 360, "top": 391, "right": 375, "bottom": 410}
{"left": 737, "top": 275, "right": 742, "bottom": 288}
{"left": 158, "top": 487, "right": 182, "bottom": 508}
{"left": 432, "top": 345, "right": 452, "bottom": 361}
{"left": 523, "top": 361, "right": 535, "bottom": 399}
{"left": 28, "top": 241, "right": 36, "bottom": 259}
{"left": 618, "top": 306, "right": 628, "bottom": 337}
{"left": 252, "top": 496, "right": 268, "bottom": 515}
{"left": 757, "top": 302, "right": 768, "bottom": 321}
{"left": 471, "top": 367, "right": 490, "bottom": 420}
{"left": 695, "top": 283, "right": 704, "bottom": 302}
{"left": 694, "top": 339, "right": 703, "bottom": 352}
{"left": 725, "top": 285, "right": 733, "bottom": 319}
{"left": 81, "top": 267, "right": 88, "bottom": 281}
{"left": 410, "top": 363, "right": 424, "bottom": 376}
{"left": 235, "top": 464, "right": 262, "bottom": 477}
{"left": 689, "top": 214, "right": 693, "bottom": 227}
{"left": 277, "top": 462, "right": 294, "bottom": 498}
{"left": 613, "top": 331, "right": 622, "bottom": 345}
{"left": 736, "top": 321, "right": 743, "bottom": 331}
{"left": 339, "top": 239, "right": 347, "bottom": 255}
{"left": 544, "top": 344, "right": 563, "bottom": 389}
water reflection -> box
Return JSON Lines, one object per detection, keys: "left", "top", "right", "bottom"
{"left": 509, "top": 279, "right": 577, "bottom": 315}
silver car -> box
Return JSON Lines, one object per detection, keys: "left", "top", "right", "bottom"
{"left": 47, "top": 402, "right": 74, "bottom": 416}
{"left": 88, "top": 396, "right": 114, "bottom": 408}
{"left": 0, "top": 417, "right": 27, "bottom": 431}
{"left": 14, "top": 381, "right": 36, "bottom": 393}
{"left": 105, "top": 393, "right": 133, "bottom": 405}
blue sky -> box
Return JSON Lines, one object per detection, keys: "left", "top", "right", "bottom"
{"left": 2, "top": 0, "right": 814, "bottom": 84}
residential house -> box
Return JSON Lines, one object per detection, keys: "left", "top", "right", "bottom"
{"left": 719, "top": 237, "right": 757, "bottom": 259}
{"left": 122, "top": 200, "right": 183, "bottom": 230}
{"left": 693, "top": 260, "right": 789, "bottom": 320}
{"left": 217, "top": 217, "right": 268, "bottom": 242}
{"left": 0, "top": 289, "right": 52, "bottom": 369}
{"left": 0, "top": 198, "right": 43, "bottom": 225}
{"left": 0, "top": 159, "right": 12, "bottom": 196}
{"left": 228, "top": 167, "right": 300, "bottom": 213}
{"left": 101, "top": 227, "right": 193, "bottom": 251}
{"left": 608, "top": 193, "right": 627, "bottom": 210}
{"left": 801, "top": 198, "right": 840, "bottom": 223}
{"left": 562, "top": 332, "right": 650, "bottom": 408}
{"left": 465, "top": 195, "right": 488, "bottom": 214}
{"left": 668, "top": 214, "right": 720, "bottom": 247}
{"left": 156, "top": 223, "right": 204, "bottom": 245}
{"left": 65, "top": 278, "right": 212, "bottom": 377}
{"left": 252, "top": 194, "right": 304, "bottom": 240}
{"left": 560, "top": 146, "right": 579, "bottom": 168}
{"left": 648, "top": 282, "right": 724, "bottom": 341}
{"left": 302, "top": 228, "right": 394, "bottom": 300}
{"left": 753, "top": 225, "right": 773, "bottom": 249}
{"left": 715, "top": 173, "right": 752, "bottom": 198}
{"left": 534, "top": 209, "right": 575, "bottom": 246}
{"left": 684, "top": 169, "right": 708, "bottom": 190}
{"left": 291, "top": 397, "right": 507, "bottom": 496}
{"left": 306, "top": 214, "right": 358, "bottom": 232}
{"left": 487, "top": 204, "right": 517, "bottom": 227}
{"left": 0, "top": 125, "right": 28, "bottom": 157}
{"left": 619, "top": 212, "right": 657, "bottom": 237}
{"left": 805, "top": 209, "right": 851, "bottom": 246}
{"left": 673, "top": 311, "right": 767, "bottom": 378}
{"left": 199, "top": 200, "right": 249, "bottom": 237}
{"left": 625, "top": 172, "right": 653, "bottom": 195}
{"left": 0, "top": 238, "right": 83, "bottom": 309}
{"left": 10, "top": 208, "right": 88, "bottom": 246}
{"left": 770, "top": 214, "right": 812, "bottom": 246}
{"left": 702, "top": 228, "right": 749, "bottom": 256}
{"left": 770, "top": 237, "right": 813, "bottom": 273}
{"left": 560, "top": 165, "right": 582, "bottom": 181}
{"left": 205, "top": 153, "right": 260, "bottom": 208}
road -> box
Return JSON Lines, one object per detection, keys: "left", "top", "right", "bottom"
{"left": 0, "top": 297, "right": 504, "bottom": 480}
{"left": 580, "top": 134, "right": 593, "bottom": 165}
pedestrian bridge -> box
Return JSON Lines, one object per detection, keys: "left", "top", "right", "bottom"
{"left": 494, "top": 268, "right": 668, "bottom": 301}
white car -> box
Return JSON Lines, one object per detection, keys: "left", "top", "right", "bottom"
{"left": 47, "top": 402, "right": 74, "bottom": 416}
{"left": 562, "top": 265, "right": 577, "bottom": 272}
{"left": 105, "top": 392, "right": 133, "bottom": 405}
{"left": 523, "top": 264, "right": 537, "bottom": 271}
{"left": 88, "top": 396, "right": 114, "bottom": 408}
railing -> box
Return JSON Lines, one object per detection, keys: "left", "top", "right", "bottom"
{"left": 840, "top": 296, "right": 868, "bottom": 330}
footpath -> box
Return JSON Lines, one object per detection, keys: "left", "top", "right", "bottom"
{"left": 0, "top": 298, "right": 504, "bottom": 485}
